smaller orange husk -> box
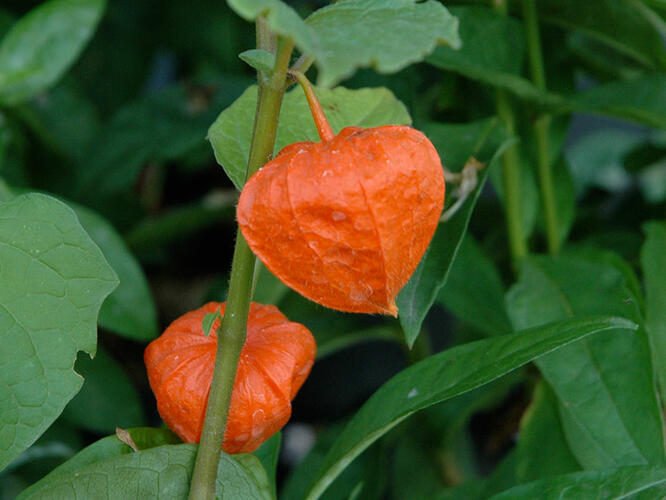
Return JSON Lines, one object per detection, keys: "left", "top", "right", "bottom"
{"left": 144, "top": 302, "right": 316, "bottom": 453}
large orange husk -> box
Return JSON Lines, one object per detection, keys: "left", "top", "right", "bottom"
{"left": 144, "top": 302, "right": 316, "bottom": 453}
{"left": 237, "top": 125, "right": 445, "bottom": 315}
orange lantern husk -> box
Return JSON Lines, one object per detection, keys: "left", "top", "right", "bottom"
{"left": 237, "top": 73, "right": 445, "bottom": 316}
{"left": 144, "top": 302, "right": 316, "bottom": 453}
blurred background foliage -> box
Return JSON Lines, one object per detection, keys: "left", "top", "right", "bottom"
{"left": 0, "top": 0, "right": 664, "bottom": 498}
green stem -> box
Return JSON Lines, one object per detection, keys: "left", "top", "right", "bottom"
{"left": 495, "top": 90, "right": 528, "bottom": 263}
{"left": 492, "top": 0, "right": 527, "bottom": 265}
{"left": 522, "top": 0, "right": 560, "bottom": 254}
{"left": 187, "top": 29, "right": 294, "bottom": 500}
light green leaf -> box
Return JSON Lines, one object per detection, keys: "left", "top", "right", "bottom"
{"left": 397, "top": 122, "right": 512, "bottom": 346}
{"left": 226, "top": 0, "right": 319, "bottom": 61}
{"left": 228, "top": 0, "right": 459, "bottom": 88}
{"left": 239, "top": 49, "right": 276, "bottom": 73}
{"left": 506, "top": 255, "right": 664, "bottom": 469}
{"left": 0, "top": 0, "right": 106, "bottom": 105}
{"left": 535, "top": 0, "right": 666, "bottom": 69}
{"left": 73, "top": 204, "right": 158, "bottom": 341}
{"left": 60, "top": 347, "right": 145, "bottom": 433}
{"left": 304, "top": 316, "right": 637, "bottom": 499}
{"left": 202, "top": 309, "right": 221, "bottom": 337}
{"left": 437, "top": 234, "right": 512, "bottom": 336}
{"left": 641, "top": 221, "right": 666, "bottom": 403}
{"left": 17, "top": 443, "right": 266, "bottom": 499}
{"left": 208, "top": 85, "right": 411, "bottom": 190}
{"left": 305, "top": 0, "right": 460, "bottom": 87}
{"left": 489, "top": 466, "right": 666, "bottom": 500}
{"left": 0, "top": 193, "right": 118, "bottom": 471}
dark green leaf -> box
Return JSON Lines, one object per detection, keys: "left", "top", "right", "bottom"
{"left": 489, "top": 466, "right": 666, "bottom": 500}
{"left": 0, "top": 0, "right": 106, "bottom": 105}
{"left": 570, "top": 73, "right": 666, "bottom": 128}
{"left": 73, "top": 204, "right": 158, "bottom": 341}
{"left": 0, "top": 193, "right": 117, "bottom": 470}
{"left": 17, "top": 443, "right": 267, "bottom": 499}
{"left": 513, "top": 382, "right": 580, "bottom": 484}
{"left": 437, "top": 234, "right": 512, "bottom": 336}
{"left": 253, "top": 432, "right": 281, "bottom": 499}
{"left": 304, "top": 316, "right": 637, "bottom": 499}
{"left": 506, "top": 255, "right": 664, "bottom": 469}
{"left": 305, "top": 0, "right": 460, "bottom": 87}
{"left": 535, "top": 0, "right": 666, "bottom": 69}
{"left": 239, "top": 49, "right": 276, "bottom": 73}
{"left": 60, "top": 347, "right": 145, "bottom": 433}
{"left": 208, "top": 85, "right": 410, "bottom": 189}
{"left": 641, "top": 221, "right": 666, "bottom": 403}
{"left": 397, "top": 128, "right": 513, "bottom": 346}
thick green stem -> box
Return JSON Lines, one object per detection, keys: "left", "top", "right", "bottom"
{"left": 522, "top": 0, "right": 560, "bottom": 254}
{"left": 187, "top": 30, "right": 294, "bottom": 500}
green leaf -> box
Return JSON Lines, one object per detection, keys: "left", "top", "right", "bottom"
{"left": 253, "top": 432, "right": 281, "bottom": 499}
{"left": 73, "top": 204, "right": 158, "bottom": 341}
{"left": 506, "top": 255, "right": 664, "bottom": 469}
{"left": 60, "top": 347, "right": 145, "bottom": 433}
{"left": 305, "top": 0, "right": 460, "bottom": 87}
{"left": 437, "top": 234, "right": 512, "bottom": 336}
{"left": 202, "top": 308, "right": 221, "bottom": 337}
{"left": 17, "top": 443, "right": 267, "bottom": 499}
{"left": 488, "top": 466, "right": 666, "bottom": 500}
{"left": 569, "top": 73, "right": 666, "bottom": 128}
{"left": 397, "top": 126, "right": 512, "bottom": 346}
{"left": 239, "top": 49, "right": 276, "bottom": 73}
{"left": 565, "top": 129, "right": 642, "bottom": 195}
{"left": 641, "top": 221, "right": 666, "bottom": 403}
{"left": 535, "top": 0, "right": 666, "bottom": 70}
{"left": 253, "top": 265, "right": 289, "bottom": 306}
{"left": 303, "top": 316, "right": 637, "bottom": 499}
{"left": 76, "top": 84, "right": 216, "bottom": 197}
{"left": 513, "top": 382, "right": 580, "bottom": 484}
{"left": 228, "top": 0, "right": 459, "bottom": 88}
{"left": 0, "top": 0, "right": 106, "bottom": 105}
{"left": 226, "top": 0, "right": 318, "bottom": 61}
{"left": 208, "top": 85, "right": 411, "bottom": 190}
{"left": 0, "top": 193, "right": 118, "bottom": 471}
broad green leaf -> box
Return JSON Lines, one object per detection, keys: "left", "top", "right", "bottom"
{"left": 0, "top": 193, "right": 118, "bottom": 471}
{"left": 305, "top": 0, "right": 460, "bottom": 87}
{"left": 641, "top": 222, "right": 666, "bottom": 403}
{"left": 437, "top": 234, "right": 512, "bottom": 336}
{"left": 17, "top": 427, "right": 179, "bottom": 490}
{"left": 228, "top": 0, "right": 459, "bottom": 88}
{"left": 208, "top": 85, "right": 411, "bottom": 189}
{"left": 535, "top": 0, "right": 666, "bottom": 69}
{"left": 253, "top": 265, "right": 289, "bottom": 306}
{"left": 316, "top": 325, "right": 397, "bottom": 360}
{"left": 569, "top": 73, "right": 666, "bottom": 128}
{"left": 489, "top": 466, "right": 666, "bottom": 500}
{"left": 303, "top": 316, "right": 637, "bottom": 500}
{"left": 397, "top": 126, "right": 512, "bottom": 346}
{"left": 548, "top": 158, "right": 576, "bottom": 245}
{"left": 73, "top": 204, "right": 158, "bottom": 341}
{"left": 60, "top": 347, "right": 145, "bottom": 433}
{"left": 0, "top": 0, "right": 106, "bottom": 105}
{"left": 17, "top": 443, "right": 267, "bottom": 499}
{"left": 239, "top": 49, "right": 276, "bottom": 73}
{"left": 513, "top": 382, "right": 580, "bottom": 484}
{"left": 506, "top": 255, "right": 664, "bottom": 469}
{"left": 391, "top": 438, "right": 442, "bottom": 499}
